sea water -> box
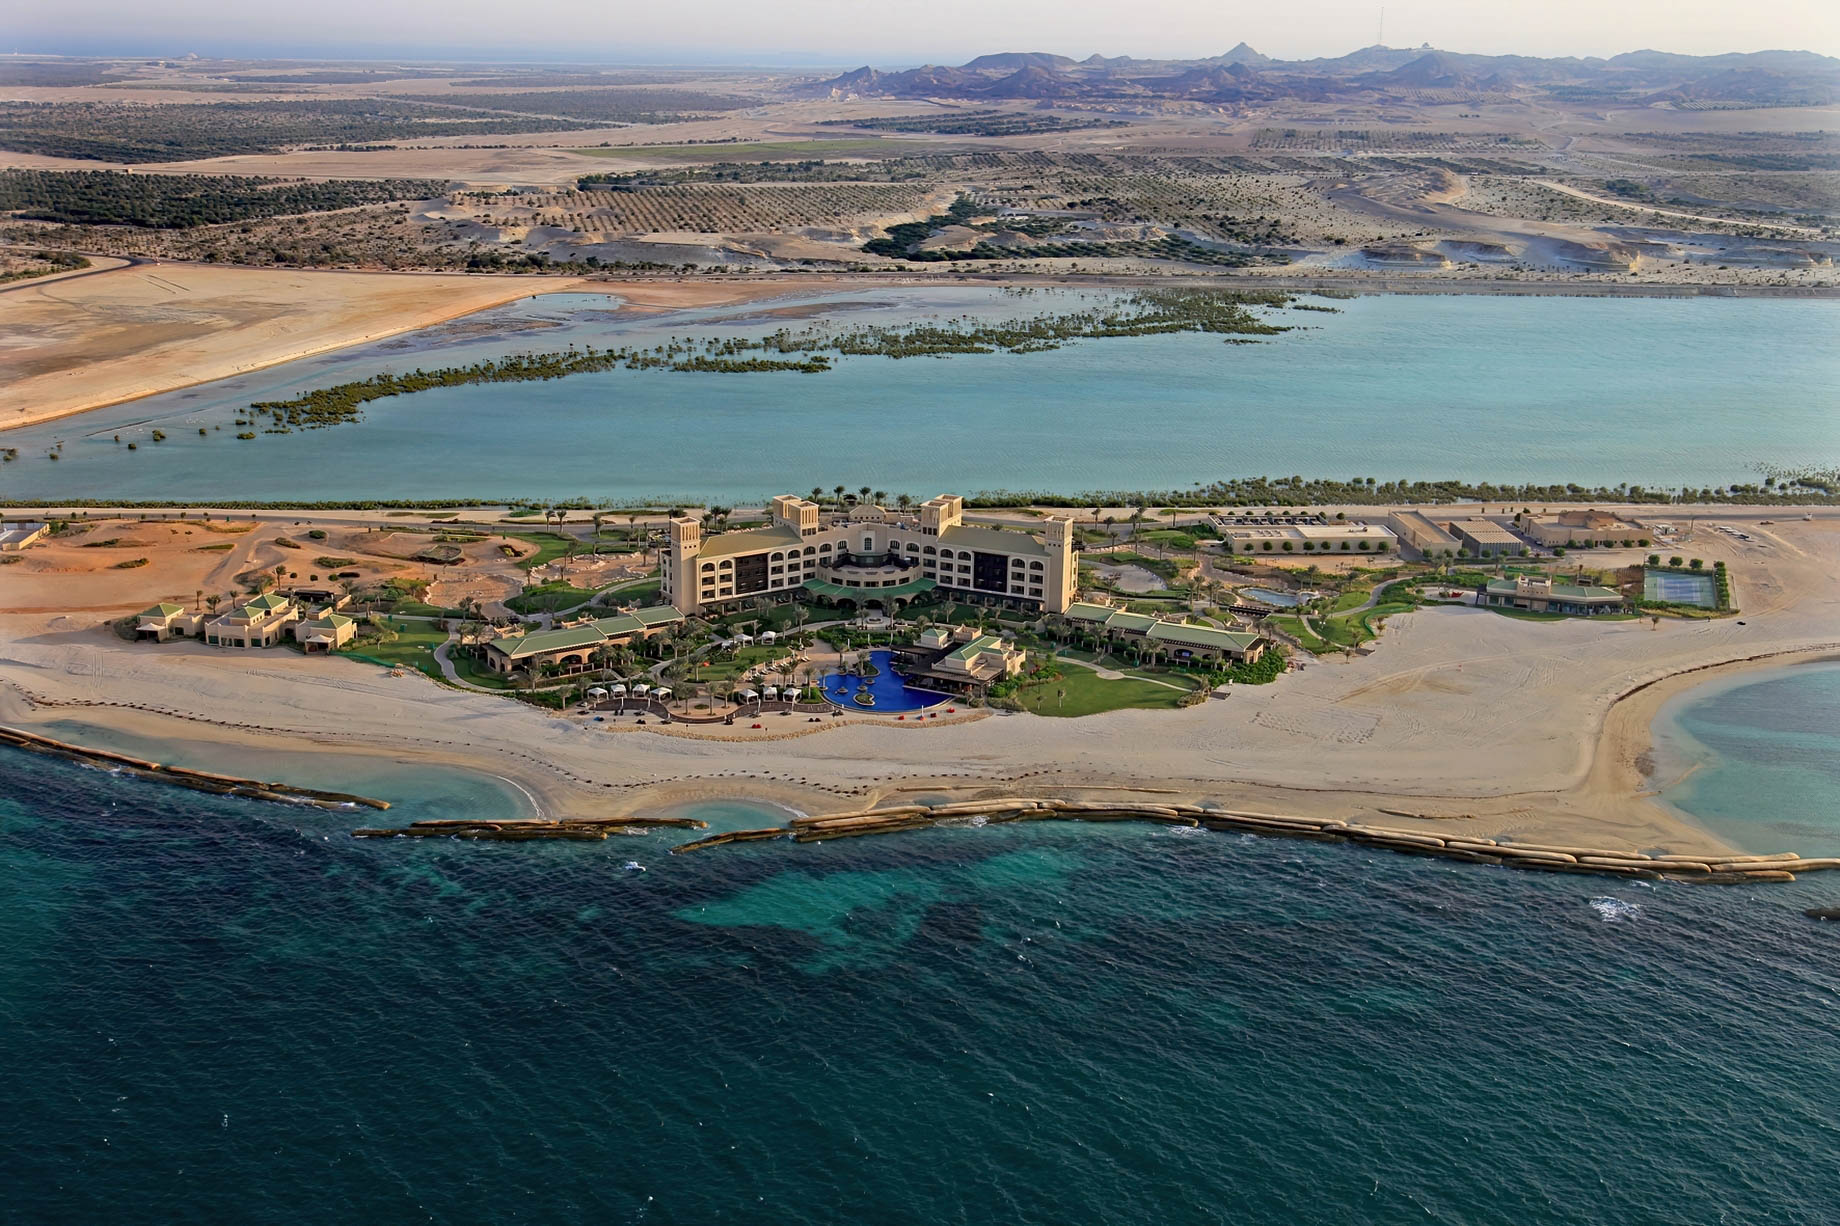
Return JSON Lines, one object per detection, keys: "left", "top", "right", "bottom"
{"left": 1653, "top": 659, "right": 1840, "bottom": 856}
{"left": 3, "top": 744, "right": 1837, "bottom": 1225}
{"left": 5, "top": 290, "right": 1837, "bottom": 503}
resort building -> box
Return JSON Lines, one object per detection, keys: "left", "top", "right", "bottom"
{"left": 1212, "top": 513, "right": 1397, "bottom": 555}
{"left": 898, "top": 625, "right": 1027, "bottom": 691}
{"left": 204, "top": 593, "right": 299, "bottom": 648}
{"left": 1521, "top": 511, "right": 1644, "bottom": 548}
{"left": 292, "top": 613, "right": 358, "bottom": 653}
{"left": 481, "top": 605, "right": 684, "bottom": 676}
{"left": 1442, "top": 518, "right": 1526, "bottom": 559}
{"left": 1385, "top": 511, "right": 1461, "bottom": 559}
{"left": 1059, "top": 601, "right": 1268, "bottom": 665}
{"left": 662, "top": 494, "right": 1076, "bottom": 617}
{"left": 1480, "top": 575, "right": 1627, "bottom": 616}
{"left": 136, "top": 603, "right": 205, "bottom": 642}
{"left": 0, "top": 521, "right": 48, "bottom": 551}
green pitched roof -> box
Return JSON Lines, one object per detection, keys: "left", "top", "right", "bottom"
{"left": 632, "top": 604, "right": 684, "bottom": 627}
{"left": 246, "top": 593, "right": 292, "bottom": 612}
{"left": 1064, "top": 601, "right": 1118, "bottom": 623}
{"left": 591, "top": 614, "right": 644, "bottom": 638}
{"left": 947, "top": 633, "right": 1008, "bottom": 663}
{"left": 1146, "top": 622, "right": 1262, "bottom": 652}
{"left": 1485, "top": 579, "right": 1622, "bottom": 601}
{"left": 491, "top": 625, "right": 606, "bottom": 660}
{"left": 308, "top": 613, "right": 356, "bottom": 629}
{"left": 1102, "top": 611, "right": 1160, "bottom": 634}
{"left": 140, "top": 603, "right": 186, "bottom": 618}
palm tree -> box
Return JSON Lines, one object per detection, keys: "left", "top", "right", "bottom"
{"left": 896, "top": 493, "right": 913, "bottom": 514}
{"left": 811, "top": 487, "right": 825, "bottom": 505}
{"left": 832, "top": 484, "right": 846, "bottom": 508}
{"left": 193, "top": 588, "right": 203, "bottom": 611}
{"left": 858, "top": 485, "right": 872, "bottom": 505}
{"left": 872, "top": 490, "right": 887, "bottom": 508}
{"left": 206, "top": 594, "right": 221, "bottom": 614}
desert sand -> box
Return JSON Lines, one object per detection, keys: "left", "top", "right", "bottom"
{"left": 2, "top": 508, "right": 1834, "bottom": 858}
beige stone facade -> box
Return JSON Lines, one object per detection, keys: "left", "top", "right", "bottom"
{"left": 1522, "top": 511, "right": 1645, "bottom": 548}
{"left": 662, "top": 494, "right": 1077, "bottom": 617}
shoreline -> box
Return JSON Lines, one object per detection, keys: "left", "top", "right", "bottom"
{"left": 8, "top": 641, "right": 1838, "bottom": 862}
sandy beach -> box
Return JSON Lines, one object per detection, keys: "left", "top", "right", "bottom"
{"left": 2, "top": 509, "right": 1833, "bottom": 858}
{"left": 0, "top": 265, "right": 823, "bottom": 433}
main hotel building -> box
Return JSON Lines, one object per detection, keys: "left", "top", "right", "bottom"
{"left": 662, "top": 495, "right": 1077, "bottom": 617}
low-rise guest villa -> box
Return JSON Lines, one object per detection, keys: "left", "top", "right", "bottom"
{"left": 1060, "top": 602, "right": 1268, "bottom": 664}
{"left": 0, "top": 521, "right": 48, "bottom": 551}
{"left": 663, "top": 494, "right": 1077, "bottom": 617}
{"left": 1521, "top": 510, "right": 1645, "bottom": 548}
{"left": 898, "top": 625, "right": 1027, "bottom": 691}
{"left": 1480, "top": 574, "right": 1627, "bottom": 616}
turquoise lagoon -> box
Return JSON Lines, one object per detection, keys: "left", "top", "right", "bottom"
{"left": 1653, "top": 659, "right": 1840, "bottom": 856}
{"left": 4, "top": 289, "right": 1837, "bottom": 503}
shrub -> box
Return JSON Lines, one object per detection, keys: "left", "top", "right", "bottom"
{"left": 1281, "top": 541, "right": 1294, "bottom": 552}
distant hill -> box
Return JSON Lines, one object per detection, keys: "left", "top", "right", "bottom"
{"left": 793, "top": 43, "right": 1840, "bottom": 108}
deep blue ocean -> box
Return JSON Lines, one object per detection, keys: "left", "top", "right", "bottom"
{"left": 4, "top": 721, "right": 1838, "bottom": 1224}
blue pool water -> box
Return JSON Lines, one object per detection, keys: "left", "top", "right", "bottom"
{"left": 820, "top": 649, "right": 950, "bottom": 711}
{"left": 4, "top": 744, "right": 1840, "bottom": 1224}
{"left": 4, "top": 289, "right": 1837, "bottom": 502}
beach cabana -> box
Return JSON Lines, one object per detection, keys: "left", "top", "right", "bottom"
{"left": 734, "top": 632, "right": 755, "bottom": 645}
{"left": 759, "top": 631, "right": 777, "bottom": 644}
{"left": 608, "top": 682, "right": 627, "bottom": 696}
{"left": 738, "top": 689, "right": 759, "bottom": 704}
{"left": 587, "top": 686, "right": 608, "bottom": 701}
{"left": 632, "top": 683, "right": 650, "bottom": 696}
{"left": 762, "top": 686, "right": 778, "bottom": 700}
{"left": 652, "top": 687, "right": 672, "bottom": 700}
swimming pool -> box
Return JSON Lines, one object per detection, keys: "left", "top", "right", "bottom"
{"left": 1239, "top": 587, "right": 1303, "bottom": 607}
{"left": 820, "top": 650, "right": 951, "bottom": 712}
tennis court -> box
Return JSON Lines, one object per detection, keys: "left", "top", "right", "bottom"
{"left": 1644, "top": 569, "right": 1717, "bottom": 607}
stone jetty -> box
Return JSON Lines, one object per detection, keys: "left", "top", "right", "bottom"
{"left": 661, "top": 797, "right": 1839, "bottom": 884}
{"left": 0, "top": 724, "right": 390, "bottom": 810}
{"left": 354, "top": 815, "right": 708, "bottom": 841}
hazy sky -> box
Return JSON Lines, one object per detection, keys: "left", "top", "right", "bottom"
{"left": 11, "top": 0, "right": 1837, "bottom": 63}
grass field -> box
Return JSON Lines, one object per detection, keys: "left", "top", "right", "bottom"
{"left": 1269, "top": 615, "right": 1331, "bottom": 654}
{"left": 345, "top": 625, "right": 448, "bottom": 680}
{"left": 1013, "top": 667, "right": 1196, "bottom": 717}
{"left": 689, "top": 644, "right": 787, "bottom": 687}
{"left": 506, "top": 581, "right": 599, "bottom": 615}
{"left": 575, "top": 139, "right": 922, "bottom": 162}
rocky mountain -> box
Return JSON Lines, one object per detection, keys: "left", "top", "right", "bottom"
{"left": 793, "top": 44, "right": 1840, "bottom": 108}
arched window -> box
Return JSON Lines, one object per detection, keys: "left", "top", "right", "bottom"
{"left": 1030, "top": 560, "right": 1044, "bottom": 570}
{"left": 923, "top": 545, "right": 936, "bottom": 555}
{"left": 701, "top": 562, "right": 715, "bottom": 572}
{"left": 770, "top": 552, "right": 784, "bottom": 562}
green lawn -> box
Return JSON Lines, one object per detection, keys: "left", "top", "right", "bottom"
{"left": 691, "top": 644, "right": 789, "bottom": 687}
{"left": 1013, "top": 667, "right": 1197, "bottom": 717}
{"left": 575, "top": 138, "right": 923, "bottom": 162}
{"left": 346, "top": 625, "right": 448, "bottom": 681}
{"left": 506, "top": 581, "right": 599, "bottom": 615}
{"left": 1270, "top": 615, "right": 1332, "bottom": 654}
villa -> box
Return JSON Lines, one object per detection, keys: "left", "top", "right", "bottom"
{"left": 204, "top": 593, "right": 299, "bottom": 648}
{"left": 1213, "top": 513, "right": 1396, "bottom": 555}
{"left": 893, "top": 625, "right": 1027, "bottom": 693}
{"left": 293, "top": 612, "right": 358, "bottom": 653}
{"left": 1480, "top": 574, "right": 1627, "bottom": 616}
{"left": 1060, "top": 602, "right": 1268, "bottom": 665}
{"left": 136, "top": 603, "right": 205, "bottom": 642}
{"left": 663, "top": 494, "right": 1076, "bottom": 618}
{"left": 481, "top": 605, "right": 684, "bottom": 676}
